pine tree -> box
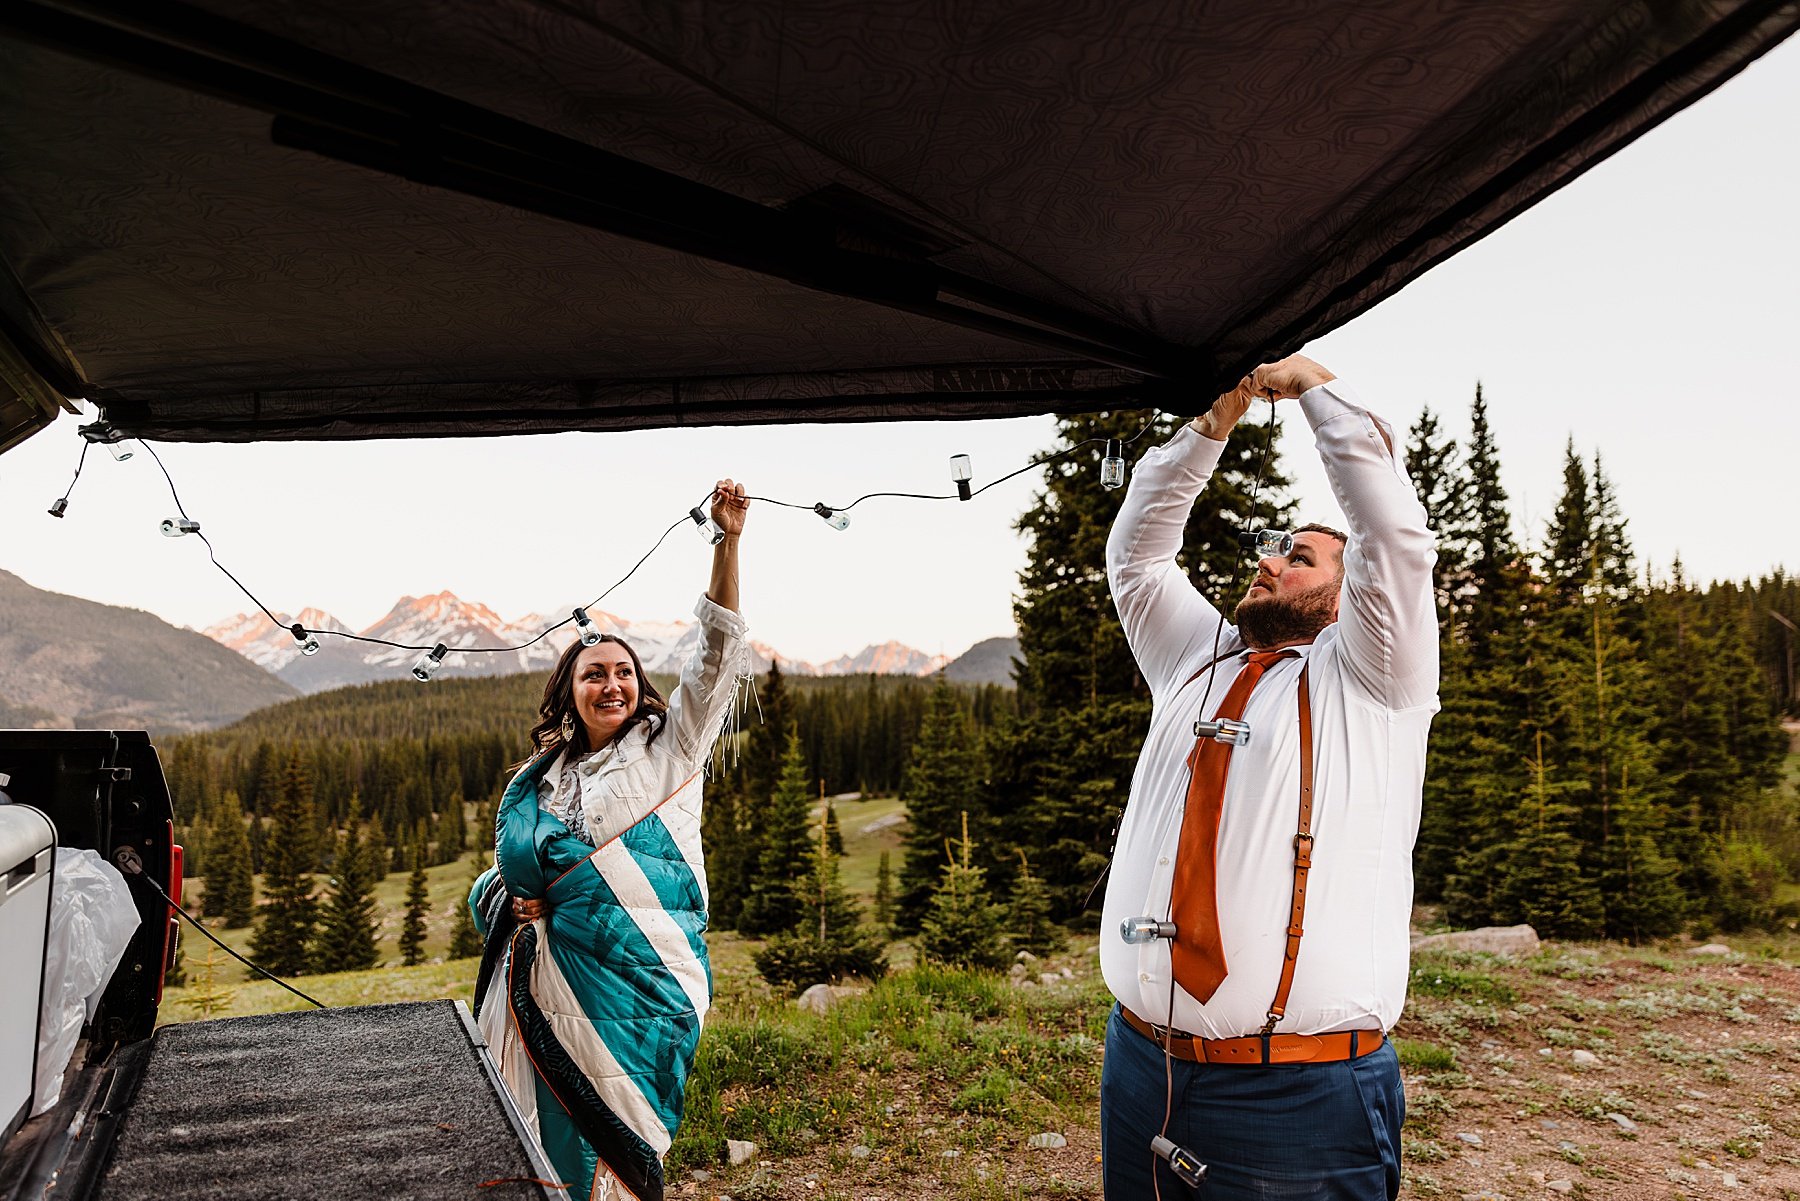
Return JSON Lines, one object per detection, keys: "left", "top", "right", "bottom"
{"left": 1403, "top": 404, "right": 1474, "bottom": 636}
{"left": 447, "top": 860, "right": 485, "bottom": 959}
{"left": 249, "top": 750, "right": 319, "bottom": 977}
{"left": 1489, "top": 732, "right": 1605, "bottom": 939}
{"left": 897, "top": 675, "right": 982, "bottom": 932}
{"left": 1461, "top": 384, "right": 1525, "bottom": 658}
{"left": 823, "top": 800, "right": 844, "bottom": 856}
{"left": 203, "top": 790, "right": 256, "bottom": 928}
{"left": 1540, "top": 438, "right": 1594, "bottom": 618}
{"left": 701, "top": 782, "right": 750, "bottom": 930}
{"left": 737, "top": 727, "right": 814, "bottom": 936}
{"left": 753, "top": 804, "right": 888, "bottom": 993}
{"left": 989, "top": 408, "right": 1293, "bottom": 919}
{"left": 918, "top": 812, "right": 1009, "bottom": 970}
{"left": 1006, "top": 851, "right": 1062, "bottom": 958}
{"left": 872, "top": 850, "right": 894, "bottom": 929}
{"left": 310, "top": 800, "right": 380, "bottom": 974}
{"left": 181, "top": 944, "right": 238, "bottom": 1019}
{"left": 399, "top": 852, "right": 430, "bottom": 966}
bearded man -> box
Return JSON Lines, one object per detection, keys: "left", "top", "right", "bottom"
{"left": 1099, "top": 354, "right": 1438, "bottom": 1200}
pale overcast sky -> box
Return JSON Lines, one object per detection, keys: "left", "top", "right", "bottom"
{"left": 2, "top": 39, "right": 1795, "bottom": 667}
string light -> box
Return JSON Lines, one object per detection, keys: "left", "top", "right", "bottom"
{"left": 68, "top": 410, "right": 1160, "bottom": 679}
{"left": 1238, "top": 528, "right": 1294, "bottom": 558}
{"left": 1101, "top": 440, "right": 1126, "bottom": 490}
{"left": 411, "top": 642, "right": 449, "bottom": 682}
{"left": 949, "top": 453, "right": 973, "bottom": 501}
{"left": 688, "top": 505, "right": 725, "bottom": 545}
{"left": 573, "top": 606, "right": 602, "bottom": 646}
{"left": 79, "top": 420, "right": 134, "bottom": 462}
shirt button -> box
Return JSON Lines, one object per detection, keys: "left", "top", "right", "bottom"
{"left": 1158, "top": 856, "right": 1170, "bottom": 865}
{"left": 1139, "top": 972, "right": 1152, "bottom": 983}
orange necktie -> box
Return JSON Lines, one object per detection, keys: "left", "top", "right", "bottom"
{"left": 1170, "top": 649, "right": 1297, "bottom": 1002}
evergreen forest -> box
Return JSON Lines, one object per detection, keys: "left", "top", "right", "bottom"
{"left": 161, "top": 390, "right": 1798, "bottom": 979}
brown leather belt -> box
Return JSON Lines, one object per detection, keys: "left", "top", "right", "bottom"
{"left": 1120, "top": 1005, "right": 1384, "bottom": 1065}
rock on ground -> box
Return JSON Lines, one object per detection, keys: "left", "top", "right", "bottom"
{"left": 1410, "top": 924, "right": 1540, "bottom": 957}
{"left": 794, "top": 983, "right": 866, "bottom": 1014}
{"left": 726, "top": 1139, "right": 757, "bottom": 1166}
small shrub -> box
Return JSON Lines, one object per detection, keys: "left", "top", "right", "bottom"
{"left": 1394, "top": 1038, "right": 1457, "bottom": 1071}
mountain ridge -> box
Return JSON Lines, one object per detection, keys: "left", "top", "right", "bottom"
{"left": 0, "top": 570, "right": 298, "bottom": 732}
{"left": 202, "top": 591, "right": 1014, "bottom": 693}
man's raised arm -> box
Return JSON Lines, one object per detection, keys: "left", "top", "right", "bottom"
{"left": 1252, "top": 357, "right": 1438, "bottom": 710}
{"left": 1104, "top": 387, "right": 1253, "bottom": 700}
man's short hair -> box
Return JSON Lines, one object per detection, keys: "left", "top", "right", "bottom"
{"left": 1295, "top": 522, "right": 1348, "bottom": 576}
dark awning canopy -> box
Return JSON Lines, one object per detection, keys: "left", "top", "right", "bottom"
{"left": 1, "top": 0, "right": 1793, "bottom": 450}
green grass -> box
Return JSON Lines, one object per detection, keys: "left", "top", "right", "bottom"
{"left": 1408, "top": 955, "right": 1518, "bottom": 1004}
{"left": 1393, "top": 1038, "right": 1458, "bottom": 1072}
{"left": 811, "top": 792, "right": 908, "bottom": 903}
{"left": 668, "top": 961, "right": 1111, "bottom": 1174}
{"left": 176, "top": 842, "right": 489, "bottom": 973}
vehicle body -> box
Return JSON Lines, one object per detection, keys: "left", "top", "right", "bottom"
{"left": 0, "top": 730, "right": 565, "bottom": 1201}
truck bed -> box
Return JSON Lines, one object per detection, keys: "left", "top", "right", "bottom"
{"left": 92, "top": 1001, "right": 562, "bottom": 1201}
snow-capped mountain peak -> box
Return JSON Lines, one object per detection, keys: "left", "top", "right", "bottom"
{"left": 204, "top": 591, "right": 975, "bottom": 694}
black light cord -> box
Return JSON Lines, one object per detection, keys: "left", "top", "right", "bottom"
{"left": 745, "top": 411, "right": 1161, "bottom": 513}
{"left": 134, "top": 870, "right": 328, "bottom": 1010}
{"left": 54, "top": 440, "right": 89, "bottom": 505}
{"left": 1192, "top": 395, "right": 1281, "bottom": 720}
{"left": 81, "top": 410, "right": 1161, "bottom": 664}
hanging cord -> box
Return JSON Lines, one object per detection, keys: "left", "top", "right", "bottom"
{"left": 47, "top": 440, "right": 90, "bottom": 515}
{"left": 744, "top": 410, "right": 1160, "bottom": 513}
{"left": 123, "top": 864, "right": 327, "bottom": 1010}
{"left": 1190, "top": 392, "right": 1280, "bottom": 721}
{"left": 117, "top": 413, "right": 1159, "bottom": 664}
{"left": 1153, "top": 390, "right": 1280, "bottom": 1199}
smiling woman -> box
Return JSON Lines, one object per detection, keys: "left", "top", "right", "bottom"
{"left": 465, "top": 479, "right": 752, "bottom": 1201}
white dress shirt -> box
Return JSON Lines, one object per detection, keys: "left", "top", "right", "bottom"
{"left": 1101, "top": 381, "right": 1438, "bottom": 1038}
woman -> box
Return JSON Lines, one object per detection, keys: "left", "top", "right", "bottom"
{"left": 470, "top": 480, "right": 751, "bottom": 1201}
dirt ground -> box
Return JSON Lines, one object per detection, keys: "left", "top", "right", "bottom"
{"left": 1393, "top": 947, "right": 1800, "bottom": 1201}
{"left": 678, "top": 939, "right": 1800, "bottom": 1201}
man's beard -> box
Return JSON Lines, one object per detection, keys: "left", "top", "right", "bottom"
{"left": 1233, "top": 579, "right": 1339, "bottom": 649}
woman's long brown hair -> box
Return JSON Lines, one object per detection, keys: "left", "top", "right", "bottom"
{"left": 520, "top": 634, "right": 669, "bottom": 768}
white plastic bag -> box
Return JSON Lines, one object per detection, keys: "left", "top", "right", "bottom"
{"left": 33, "top": 848, "right": 140, "bottom": 1116}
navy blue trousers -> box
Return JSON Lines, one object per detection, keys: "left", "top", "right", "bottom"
{"left": 1100, "top": 1006, "right": 1403, "bottom": 1200}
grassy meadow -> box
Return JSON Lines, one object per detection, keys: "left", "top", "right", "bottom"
{"left": 159, "top": 745, "right": 1800, "bottom": 1199}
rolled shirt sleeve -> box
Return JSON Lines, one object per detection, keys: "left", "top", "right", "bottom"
{"left": 665, "top": 593, "right": 751, "bottom": 762}
{"left": 1106, "top": 424, "right": 1240, "bottom": 702}
{"left": 1299, "top": 381, "right": 1439, "bottom": 711}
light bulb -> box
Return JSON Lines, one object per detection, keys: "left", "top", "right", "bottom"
{"left": 79, "top": 419, "right": 134, "bottom": 462}
{"left": 812, "top": 503, "right": 850, "bottom": 531}
{"left": 573, "top": 606, "right": 602, "bottom": 646}
{"left": 411, "top": 642, "right": 449, "bottom": 682}
{"left": 949, "top": 453, "right": 972, "bottom": 501}
{"left": 1120, "top": 916, "right": 1176, "bottom": 944}
{"left": 688, "top": 505, "right": 725, "bottom": 545}
{"left": 160, "top": 517, "right": 200, "bottom": 537}
{"left": 1100, "top": 440, "right": 1126, "bottom": 490}
{"left": 1238, "top": 528, "right": 1294, "bottom": 558}
{"left": 48, "top": 498, "right": 68, "bottom": 518}
{"left": 289, "top": 623, "right": 321, "bottom": 656}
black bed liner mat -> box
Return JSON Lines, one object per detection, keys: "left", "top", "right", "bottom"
{"left": 95, "top": 1000, "right": 563, "bottom": 1201}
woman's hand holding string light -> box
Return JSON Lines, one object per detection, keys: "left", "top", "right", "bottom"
{"left": 708, "top": 477, "right": 748, "bottom": 614}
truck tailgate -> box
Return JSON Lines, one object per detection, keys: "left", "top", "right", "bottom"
{"left": 94, "top": 1001, "right": 565, "bottom": 1200}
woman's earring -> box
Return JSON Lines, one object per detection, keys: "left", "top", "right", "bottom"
{"left": 559, "top": 713, "right": 575, "bottom": 743}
